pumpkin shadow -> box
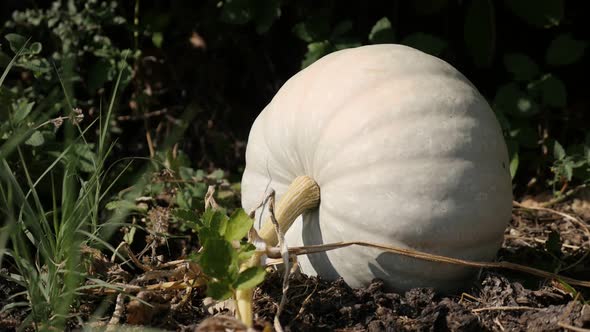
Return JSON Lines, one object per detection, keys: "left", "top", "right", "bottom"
{"left": 302, "top": 210, "right": 342, "bottom": 280}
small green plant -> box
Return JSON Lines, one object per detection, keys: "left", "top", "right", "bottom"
{"left": 174, "top": 207, "right": 265, "bottom": 300}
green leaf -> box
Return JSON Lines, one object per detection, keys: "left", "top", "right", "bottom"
{"left": 87, "top": 59, "right": 114, "bottom": 93}
{"left": 504, "top": 0, "right": 562, "bottom": 28}
{"left": 12, "top": 99, "right": 35, "bottom": 123}
{"left": 564, "top": 162, "right": 573, "bottom": 181}
{"left": 72, "top": 143, "right": 98, "bottom": 173}
{"left": 552, "top": 140, "right": 566, "bottom": 160}
{"left": 493, "top": 83, "right": 538, "bottom": 118}
{"left": 5, "top": 34, "right": 26, "bottom": 53}
{"left": 546, "top": 34, "right": 587, "bottom": 66}
{"left": 29, "top": 42, "right": 42, "bottom": 55}
{"left": 331, "top": 20, "right": 353, "bottom": 38}
{"left": 464, "top": 0, "right": 495, "bottom": 67}
{"left": 252, "top": 0, "right": 282, "bottom": 33}
{"left": 105, "top": 200, "right": 147, "bottom": 213}
{"left": 540, "top": 75, "right": 567, "bottom": 108}
{"left": 369, "top": 17, "right": 395, "bottom": 44}
{"left": 200, "top": 238, "right": 237, "bottom": 279}
{"left": 124, "top": 226, "right": 137, "bottom": 245}
{"left": 201, "top": 209, "right": 229, "bottom": 236}
{"left": 24, "top": 130, "right": 44, "bottom": 147}
{"left": 503, "top": 53, "right": 539, "bottom": 81}
{"left": 301, "top": 41, "right": 333, "bottom": 68}
{"left": 172, "top": 208, "right": 200, "bottom": 223}
{"left": 292, "top": 18, "right": 330, "bottom": 43}
{"left": 506, "top": 139, "right": 519, "bottom": 179}
{"left": 220, "top": 0, "right": 253, "bottom": 24}
{"left": 238, "top": 242, "right": 257, "bottom": 261}
{"left": 179, "top": 166, "right": 196, "bottom": 180}
{"left": 509, "top": 151, "right": 519, "bottom": 179}
{"left": 152, "top": 32, "right": 164, "bottom": 48}
{"left": 16, "top": 58, "right": 51, "bottom": 75}
{"left": 509, "top": 122, "right": 538, "bottom": 148}
{"left": 401, "top": 33, "right": 446, "bottom": 56}
{"left": 234, "top": 266, "right": 266, "bottom": 290}
{"left": 208, "top": 169, "right": 225, "bottom": 180}
{"left": 224, "top": 209, "right": 253, "bottom": 241}
{"left": 412, "top": 0, "right": 449, "bottom": 15}
{"left": 206, "top": 280, "right": 233, "bottom": 300}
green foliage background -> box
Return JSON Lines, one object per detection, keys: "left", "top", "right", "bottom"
{"left": 1, "top": 0, "right": 589, "bottom": 193}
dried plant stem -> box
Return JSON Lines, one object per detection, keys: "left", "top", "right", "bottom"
{"left": 275, "top": 241, "right": 590, "bottom": 288}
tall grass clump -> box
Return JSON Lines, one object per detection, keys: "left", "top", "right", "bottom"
{"left": 0, "top": 42, "right": 130, "bottom": 329}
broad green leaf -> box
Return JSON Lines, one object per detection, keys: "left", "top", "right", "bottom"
{"left": 179, "top": 166, "right": 196, "bottom": 180}
{"left": 401, "top": 33, "right": 446, "bottom": 56}
{"left": 220, "top": 0, "right": 253, "bottom": 24}
{"left": 292, "top": 18, "right": 330, "bottom": 43}
{"left": 546, "top": 34, "right": 587, "bottom": 66}
{"left": 16, "top": 58, "right": 51, "bottom": 75}
{"left": 509, "top": 123, "right": 538, "bottom": 148}
{"left": 206, "top": 280, "right": 233, "bottom": 300}
{"left": 506, "top": 139, "right": 519, "bottom": 178}
{"left": 504, "top": 0, "right": 562, "bottom": 28}
{"left": 200, "top": 238, "right": 237, "bottom": 279}
{"left": 73, "top": 143, "right": 98, "bottom": 173}
{"left": 552, "top": 140, "right": 566, "bottom": 160}
{"left": 105, "top": 200, "right": 147, "bottom": 213}
{"left": 238, "top": 242, "right": 257, "bottom": 261}
{"left": 172, "top": 208, "right": 200, "bottom": 223}
{"left": 201, "top": 209, "right": 229, "bottom": 236}
{"left": 224, "top": 209, "right": 253, "bottom": 241}
{"left": 503, "top": 53, "right": 539, "bottom": 81}
{"left": 331, "top": 20, "right": 353, "bottom": 38}
{"left": 208, "top": 169, "right": 225, "bottom": 180}
{"left": 464, "top": 0, "right": 495, "bottom": 67}
{"left": 301, "top": 41, "right": 332, "bottom": 68}
{"left": 5, "top": 34, "right": 26, "bottom": 53}
{"left": 88, "top": 59, "right": 114, "bottom": 93}
{"left": 12, "top": 99, "right": 35, "bottom": 123}
{"left": 234, "top": 266, "right": 266, "bottom": 290}
{"left": 540, "top": 75, "right": 567, "bottom": 108}
{"left": 412, "top": 0, "right": 449, "bottom": 15}
{"left": 124, "top": 226, "right": 137, "bottom": 245}
{"left": 369, "top": 17, "right": 395, "bottom": 44}
{"left": 494, "top": 83, "right": 538, "bottom": 118}
{"left": 251, "top": 0, "right": 282, "bottom": 33}
{"left": 509, "top": 152, "right": 519, "bottom": 179}
{"left": 24, "top": 130, "right": 44, "bottom": 147}
{"left": 152, "top": 32, "right": 164, "bottom": 48}
{"left": 564, "top": 162, "right": 573, "bottom": 181}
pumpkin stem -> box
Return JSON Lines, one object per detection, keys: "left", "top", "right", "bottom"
{"left": 235, "top": 176, "right": 320, "bottom": 327}
{"left": 258, "top": 175, "right": 320, "bottom": 246}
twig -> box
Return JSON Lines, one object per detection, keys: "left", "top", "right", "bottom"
{"left": 204, "top": 185, "right": 219, "bottom": 210}
{"left": 117, "top": 109, "right": 168, "bottom": 121}
{"left": 268, "top": 192, "right": 289, "bottom": 332}
{"left": 557, "top": 322, "right": 590, "bottom": 332}
{"left": 472, "top": 306, "right": 540, "bottom": 313}
{"left": 123, "top": 242, "right": 152, "bottom": 272}
{"left": 105, "top": 293, "right": 126, "bottom": 332}
{"left": 538, "top": 184, "right": 588, "bottom": 208}
{"left": 513, "top": 201, "right": 590, "bottom": 272}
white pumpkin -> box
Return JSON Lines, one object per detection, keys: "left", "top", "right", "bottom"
{"left": 241, "top": 44, "right": 512, "bottom": 292}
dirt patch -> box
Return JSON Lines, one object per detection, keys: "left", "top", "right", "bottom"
{"left": 1, "top": 197, "right": 589, "bottom": 331}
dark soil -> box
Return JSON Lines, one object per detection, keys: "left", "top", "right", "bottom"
{"left": 1, "top": 193, "right": 590, "bottom": 332}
